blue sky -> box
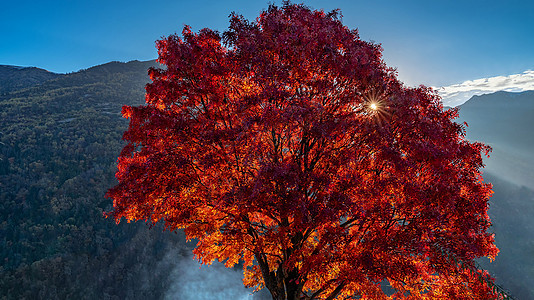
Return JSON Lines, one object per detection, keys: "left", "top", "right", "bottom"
{"left": 1, "top": 0, "right": 533, "bottom": 88}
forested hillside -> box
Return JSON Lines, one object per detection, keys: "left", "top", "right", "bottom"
{"left": 0, "top": 61, "right": 192, "bottom": 299}
{"left": 0, "top": 65, "right": 61, "bottom": 95}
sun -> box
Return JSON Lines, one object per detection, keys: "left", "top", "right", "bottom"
{"left": 361, "top": 89, "right": 391, "bottom": 126}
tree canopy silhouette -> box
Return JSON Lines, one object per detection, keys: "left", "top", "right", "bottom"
{"left": 107, "top": 3, "right": 500, "bottom": 299}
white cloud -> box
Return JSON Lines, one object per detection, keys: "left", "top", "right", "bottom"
{"left": 435, "top": 70, "right": 534, "bottom": 107}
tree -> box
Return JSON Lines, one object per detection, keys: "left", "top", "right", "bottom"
{"left": 107, "top": 3, "right": 501, "bottom": 299}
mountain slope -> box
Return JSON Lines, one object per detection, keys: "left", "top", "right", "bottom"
{"left": 458, "top": 90, "right": 534, "bottom": 189}
{"left": 456, "top": 91, "right": 534, "bottom": 299}
{"left": 0, "top": 60, "right": 194, "bottom": 299}
{"left": 0, "top": 65, "right": 61, "bottom": 94}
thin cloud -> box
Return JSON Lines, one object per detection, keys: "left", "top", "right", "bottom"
{"left": 436, "top": 70, "right": 534, "bottom": 107}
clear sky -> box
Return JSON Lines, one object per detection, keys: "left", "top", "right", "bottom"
{"left": 1, "top": 0, "right": 533, "bottom": 87}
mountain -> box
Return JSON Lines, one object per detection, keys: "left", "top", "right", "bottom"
{"left": 0, "top": 60, "right": 196, "bottom": 299}
{"left": 456, "top": 91, "right": 534, "bottom": 299}
{"left": 457, "top": 91, "right": 534, "bottom": 189}
{"left": 0, "top": 65, "right": 61, "bottom": 95}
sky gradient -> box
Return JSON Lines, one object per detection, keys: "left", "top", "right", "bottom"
{"left": 2, "top": 0, "right": 533, "bottom": 89}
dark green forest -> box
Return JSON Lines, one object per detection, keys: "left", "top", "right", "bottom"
{"left": 0, "top": 61, "right": 192, "bottom": 299}
{"left": 1, "top": 62, "right": 532, "bottom": 299}
{"left": 0, "top": 65, "right": 61, "bottom": 95}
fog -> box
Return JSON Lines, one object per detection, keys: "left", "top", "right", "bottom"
{"left": 482, "top": 143, "right": 534, "bottom": 190}
{"left": 163, "top": 256, "right": 257, "bottom": 300}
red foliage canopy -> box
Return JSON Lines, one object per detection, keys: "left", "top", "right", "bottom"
{"left": 107, "top": 3, "right": 500, "bottom": 299}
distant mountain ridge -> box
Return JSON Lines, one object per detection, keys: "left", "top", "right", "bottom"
{"left": 461, "top": 90, "right": 534, "bottom": 109}
{"left": 0, "top": 60, "right": 159, "bottom": 96}
{"left": 457, "top": 90, "right": 534, "bottom": 189}
{"left": 0, "top": 65, "right": 61, "bottom": 94}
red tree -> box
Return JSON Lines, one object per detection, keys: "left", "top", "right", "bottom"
{"left": 107, "top": 3, "right": 501, "bottom": 299}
